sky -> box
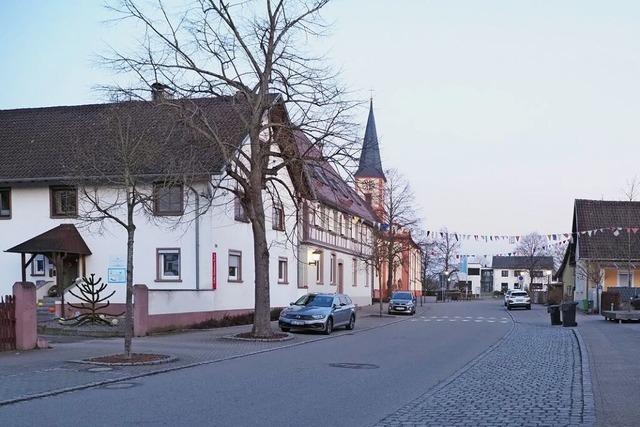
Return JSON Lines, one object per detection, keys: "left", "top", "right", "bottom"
{"left": 2, "top": 0, "right": 640, "bottom": 255}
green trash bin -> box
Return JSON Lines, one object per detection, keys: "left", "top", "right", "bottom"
{"left": 547, "top": 305, "right": 562, "bottom": 325}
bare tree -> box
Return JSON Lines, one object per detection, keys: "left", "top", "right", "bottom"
{"left": 372, "top": 169, "right": 420, "bottom": 299}
{"left": 622, "top": 177, "right": 638, "bottom": 287}
{"left": 105, "top": 0, "right": 358, "bottom": 337}
{"left": 429, "top": 229, "right": 461, "bottom": 292}
{"left": 69, "top": 103, "right": 202, "bottom": 357}
{"left": 514, "top": 232, "right": 551, "bottom": 291}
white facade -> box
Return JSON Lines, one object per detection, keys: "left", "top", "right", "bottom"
{"left": 0, "top": 180, "right": 303, "bottom": 312}
{"left": 492, "top": 269, "right": 552, "bottom": 292}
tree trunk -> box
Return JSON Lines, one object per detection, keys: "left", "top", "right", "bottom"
{"left": 124, "top": 223, "right": 135, "bottom": 358}
{"left": 250, "top": 198, "right": 272, "bottom": 338}
{"left": 386, "top": 256, "right": 394, "bottom": 300}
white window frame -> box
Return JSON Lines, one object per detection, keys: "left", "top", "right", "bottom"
{"left": 157, "top": 248, "right": 181, "bottom": 282}
{"left": 278, "top": 257, "right": 288, "bottom": 284}
{"left": 228, "top": 250, "right": 242, "bottom": 282}
{"left": 618, "top": 271, "right": 633, "bottom": 287}
{"left": 31, "top": 254, "right": 46, "bottom": 276}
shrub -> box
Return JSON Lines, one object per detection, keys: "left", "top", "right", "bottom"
{"left": 190, "top": 307, "right": 284, "bottom": 330}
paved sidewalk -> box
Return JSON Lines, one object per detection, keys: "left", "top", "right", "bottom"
{"left": 0, "top": 304, "right": 407, "bottom": 405}
{"left": 576, "top": 312, "right": 640, "bottom": 427}
{"left": 376, "top": 304, "right": 593, "bottom": 427}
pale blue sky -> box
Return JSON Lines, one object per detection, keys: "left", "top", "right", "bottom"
{"left": 2, "top": 0, "right": 640, "bottom": 243}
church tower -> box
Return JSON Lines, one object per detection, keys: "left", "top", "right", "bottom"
{"left": 355, "top": 99, "right": 386, "bottom": 214}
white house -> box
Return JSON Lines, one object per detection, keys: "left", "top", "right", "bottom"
{"left": 492, "top": 256, "right": 554, "bottom": 293}
{"left": 0, "top": 93, "right": 314, "bottom": 323}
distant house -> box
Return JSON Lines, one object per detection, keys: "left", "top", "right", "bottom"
{"left": 289, "top": 131, "right": 379, "bottom": 307}
{"left": 556, "top": 199, "right": 640, "bottom": 311}
{"left": 492, "top": 256, "right": 554, "bottom": 293}
{"left": 458, "top": 258, "right": 493, "bottom": 296}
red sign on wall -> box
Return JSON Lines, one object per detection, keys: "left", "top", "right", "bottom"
{"left": 212, "top": 252, "right": 217, "bottom": 290}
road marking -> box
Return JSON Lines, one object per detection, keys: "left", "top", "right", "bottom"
{"left": 449, "top": 319, "right": 457, "bottom": 322}
{"left": 462, "top": 319, "right": 469, "bottom": 322}
{"left": 474, "top": 320, "right": 483, "bottom": 322}
{"left": 435, "top": 319, "right": 444, "bottom": 322}
{"left": 487, "top": 320, "right": 495, "bottom": 323}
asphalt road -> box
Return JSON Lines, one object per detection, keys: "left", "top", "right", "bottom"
{"left": 0, "top": 300, "right": 511, "bottom": 427}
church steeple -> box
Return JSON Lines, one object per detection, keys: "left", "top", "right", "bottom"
{"left": 355, "top": 99, "right": 386, "bottom": 181}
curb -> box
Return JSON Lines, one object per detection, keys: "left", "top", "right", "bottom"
{"left": 69, "top": 355, "right": 178, "bottom": 366}
{"left": 572, "top": 328, "right": 596, "bottom": 426}
{"left": 221, "top": 333, "right": 294, "bottom": 342}
{"left": 0, "top": 314, "right": 410, "bottom": 407}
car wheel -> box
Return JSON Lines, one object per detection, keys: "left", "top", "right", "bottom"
{"left": 323, "top": 318, "right": 333, "bottom": 335}
{"left": 280, "top": 327, "right": 290, "bottom": 333}
{"left": 388, "top": 310, "right": 392, "bottom": 315}
{"left": 507, "top": 306, "right": 512, "bottom": 310}
{"left": 527, "top": 305, "right": 531, "bottom": 310}
{"left": 346, "top": 314, "right": 355, "bottom": 330}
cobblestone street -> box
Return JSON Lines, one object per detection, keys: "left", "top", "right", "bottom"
{"left": 376, "top": 309, "right": 594, "bottom": 427}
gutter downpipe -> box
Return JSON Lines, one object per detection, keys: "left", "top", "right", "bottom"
{"left": 190, "top": 187, "right": 200, "bottom": 290}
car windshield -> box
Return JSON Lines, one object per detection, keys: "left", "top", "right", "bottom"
{"left": 512, "top": 292, "right": 528, "bottom": 297}
{"left": 294, "top": 294, "right": 334, "bottom": 307}
{"left": 392, "top": 292, "right": 412, "bottom": 300}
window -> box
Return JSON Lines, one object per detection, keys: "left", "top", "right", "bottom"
{"left": 154, "top": 183, "right": 183, "bottom": 216}
{"left": 330, "top": 254, "right": 337, "bottom": 284}
{"left": 468, "top": 268, "right": 480, "bottom": 276}
{"left": 229, "top": 251, "right": 242, "bottom": 282}
{"left": 501, "top": 283, "right": 508, "bottom": 292}
{"left": 514, "top": 282, "right": 520, "bottom": 289}
{"left": 31, "top": 254, "right": 46, "bottom": 276}
{"left": 316, "top": 251, "right": 324, "bottom": 284}
{"left": 156, "top": 248, "right": 181, "bottom": 281}
{"left": 273, "top": 200, "right": 285, "bottom": 231}
{"left": 234, "top": 197, "right": 249, "bottom": 222}
{"left": 320, "top": 206, "right": 327, "bottom": 229}
{"left": 346, "top": 218, "right": 353, "bottom": 239}
{"left": 618, "top": 272, "right": 632, "bottom": 287}
{"left": 338, "top": 214, "right": 344, "bottom": 235}
{"left": 501, "top": 270, "right": 509, "bottom": 278}
{"left": 278, "top": 258, "right": 288, "bottom": 283}
{"left": 352, "top": 259, "right": 358, "bottom": 286}
{"left": 0, "top": 188, "right": 10, "bottom": 219}
{"left": 365, "top": 263, "right": 370, "bottom": 287}
{"left": 50, "top": 186, "right": 77, "bottom": 218}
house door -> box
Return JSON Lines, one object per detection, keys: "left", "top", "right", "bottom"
{"left": 61, "top": 255, "right": 79, "bottom": 292}
{"left": 338, "top": 263, "right": 344, "bottom": 293}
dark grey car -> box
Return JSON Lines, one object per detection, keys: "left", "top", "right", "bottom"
{"left": 279, "top": 293, "right": 356, "bottom": 334}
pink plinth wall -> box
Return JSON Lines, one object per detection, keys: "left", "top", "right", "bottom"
{"left": 133, "top": 284, "right": 149, "bottom": 337}
{"left": 13, "top": 282, "right": 37, "bottom": 351}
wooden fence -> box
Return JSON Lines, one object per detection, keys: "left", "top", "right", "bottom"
{"left": 0, "top": 295, "right": 16, "bottom": 351}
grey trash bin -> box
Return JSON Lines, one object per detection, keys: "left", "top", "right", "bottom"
{"left": 547, "top": 305, "right": 562, "bottom": 325}
{"left": 561, "top": 302, "right": 578, "bottom": 327}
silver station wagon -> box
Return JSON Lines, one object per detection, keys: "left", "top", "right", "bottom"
{"left": 279, "top": 293, "right": 356, "bottom": 335}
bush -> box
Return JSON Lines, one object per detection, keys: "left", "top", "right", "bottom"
{"left": 492, "top": 290, "right": 504, "bottom": 297}
{"left": 191, "top": 307, "right": 284, "bottom": 330}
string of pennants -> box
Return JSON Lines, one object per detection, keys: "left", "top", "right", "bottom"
{"left": 427, "top": 226, "right": 640, "bottom": 259}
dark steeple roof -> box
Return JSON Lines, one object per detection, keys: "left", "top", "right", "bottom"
{"left": 355, "top": 100, "right": 386, "bottom": 181}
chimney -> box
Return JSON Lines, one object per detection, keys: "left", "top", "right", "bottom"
{"left": 151, "top": 83, "right": 171, "bottom": 102}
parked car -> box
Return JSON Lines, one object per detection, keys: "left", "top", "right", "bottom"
{"left": 388, "top": 291, "right": 416, "bottom": 315}
{"left": 503, "top": 290, "right": 513, "bottom": 306}
{"left": 279, "top": 293, "right": 356, "bottom": 334}
{"left": 506, "top": 290, "right": 531, "bottom": 310}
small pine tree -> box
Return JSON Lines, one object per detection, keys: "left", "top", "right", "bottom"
{"left": 67, "top": 274, "right": 118, "bottom": 326}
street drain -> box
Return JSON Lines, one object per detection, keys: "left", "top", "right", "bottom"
{"left": 102, "top": 382, "right": 137, "bottom": 390}
{"left": 329, "top": 363, "right": 379, "bottom": 370}
{"left": 87, "top": 367, "right": 113, "bottom": 373}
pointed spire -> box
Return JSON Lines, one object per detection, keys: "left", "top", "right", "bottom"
{"left": 355, "top": 99, "right": 386, "bottom": 181}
